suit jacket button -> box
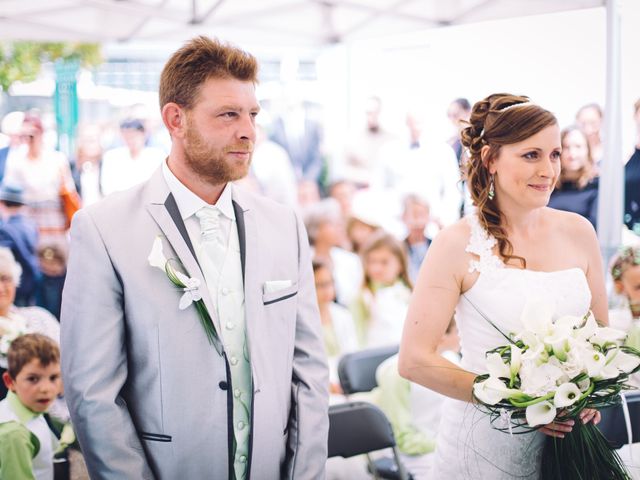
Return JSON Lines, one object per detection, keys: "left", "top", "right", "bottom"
{"left": 219, "top": 381, "right": 229, "bottom": 390}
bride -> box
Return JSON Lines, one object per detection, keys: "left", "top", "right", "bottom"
{"left": 398, "top": 93, "right": 608, "bottom": 479}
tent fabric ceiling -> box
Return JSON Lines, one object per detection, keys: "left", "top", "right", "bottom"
{"left": 0, "top": 0, "right": 603, "bottom": 47}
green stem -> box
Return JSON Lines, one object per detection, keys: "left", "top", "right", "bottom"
{"left": 509, "top": 392, "right": 554, "bottom": 408}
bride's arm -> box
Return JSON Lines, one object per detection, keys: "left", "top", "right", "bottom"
{"left": 398, "top": 222, "right": 476, "bottom": 402}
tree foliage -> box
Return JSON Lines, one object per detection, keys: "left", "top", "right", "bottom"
{"left": 0, "top": 42, "right": 102, "bottom": 92}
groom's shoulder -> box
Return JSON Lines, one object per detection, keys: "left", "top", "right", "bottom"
{"left": 233, "top": 183, "right": 298, "bottom": 222}
{"left": 81, "top": 182, "right": 151, "bottom": 222}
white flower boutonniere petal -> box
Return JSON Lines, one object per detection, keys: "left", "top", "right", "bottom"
{"left": 148, "top": 236, "right": 168, "bottom": 271}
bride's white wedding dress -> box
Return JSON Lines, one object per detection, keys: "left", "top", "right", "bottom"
{"left": 430, "top": 214, "right": 592, "bottom": 479}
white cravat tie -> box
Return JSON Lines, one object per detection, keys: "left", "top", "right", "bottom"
{"left": 195, "top": 206, "right": 226, "bottom": 279}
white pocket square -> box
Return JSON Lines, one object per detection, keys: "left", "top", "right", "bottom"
{"left": 263, "top": 280, "right": 293, "bottom": 294}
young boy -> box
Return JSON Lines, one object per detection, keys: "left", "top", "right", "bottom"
{"left": 0, "top": 333, "right": 61, "bottom": 479}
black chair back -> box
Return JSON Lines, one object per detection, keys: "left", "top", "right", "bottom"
{"left": 328, "top": 402, "right": 396, "bottom": 458}
{"left": 338, "top": 345, "right": 399, "bottom": 394}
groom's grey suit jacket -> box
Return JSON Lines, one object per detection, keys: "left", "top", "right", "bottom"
{"left": 60, "top": 169, "right": 329, "bottom": 479}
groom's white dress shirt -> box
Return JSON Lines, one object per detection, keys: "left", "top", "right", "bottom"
{"left": 162, "top": 161, "right": 251, "bottom": 479}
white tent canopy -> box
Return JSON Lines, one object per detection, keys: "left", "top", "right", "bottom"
{"left": 0, "top": 0, "right": 628, "bottom": 258}
{"left": 0, "top": 0, "right": 603, "bottom": 47}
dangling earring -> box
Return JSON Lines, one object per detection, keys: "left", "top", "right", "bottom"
{"left": 488, "top": 174, "right": 495, "bottom": 200}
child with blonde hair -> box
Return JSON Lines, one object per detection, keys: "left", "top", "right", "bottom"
{"left": 351, "top": 231, "right": 412, "bottom": 348}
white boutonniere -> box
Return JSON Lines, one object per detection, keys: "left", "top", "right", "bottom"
{"left": 148, "top": 236, "right": 220, "bottom": 351}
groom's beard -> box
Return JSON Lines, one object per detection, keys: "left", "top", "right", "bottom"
{"left": 183, "top": 123, "right": 254, "bottom": 185}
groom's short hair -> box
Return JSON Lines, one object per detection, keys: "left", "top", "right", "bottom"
{"left": 159, "top": 35, "right": 258, "bottom": 111}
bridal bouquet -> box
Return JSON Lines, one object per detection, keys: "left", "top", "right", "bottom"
{"left": 472, "top": 299, "right": 640, "bottom": 480}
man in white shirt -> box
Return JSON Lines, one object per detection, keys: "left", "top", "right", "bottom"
{"left": 100, "top": 119, "right": 165, "bottom": 196}
{"left": 373, "top": 110, "right": 463, "bottom": 228}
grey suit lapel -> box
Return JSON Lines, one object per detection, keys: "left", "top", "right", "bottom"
{"left": 232, "top": 200, "right": 246, "bottom": 283}
{"left": 146, "top": 187, "right": 222, "bottom": 340}
{"left": 166, "top": 193, "right": 199, "bottom": 265}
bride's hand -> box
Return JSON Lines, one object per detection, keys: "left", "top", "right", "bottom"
{"left": 539, "top": 419, "right": 574, "bottom": 438}
{"left": 578, "top": 408, "right": 601, "bottom": 425}
{"left": 539, "top": 408, "right": 601, "bottom": 438}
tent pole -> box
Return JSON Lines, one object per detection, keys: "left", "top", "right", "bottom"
{"left": 598, "top": 0, "right": 623, "bottom": 265}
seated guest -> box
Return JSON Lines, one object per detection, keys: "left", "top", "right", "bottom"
{"left": 313, "top": 258, "right": 358, "bottom": 394}
{"left": 0, "top": 184, "right": 39, "bottom": 306}
{"left": 610, "top": 246, "right": 640, "bottom": 350}
{"left": 346, "top": 209, "right": 381, "bottom": 255}
{"left": 402, "top": 194, "right": 432, "bottom": 283}
{"left": 371, "top": 320, "right": 460, "bottom": 480}
{"left": 0, "top": 247, "right": 59, "bottom": 399}
{"left": 548, "top": 126, "right": 598, "bottom": 228}
{"left": 34, "top": 242, "right": 67, "bottom": 321}
{"left": 610, "top": 246, "right": 640, "bottom": 389}
{"left": 304, "top": 199, "right": 362, "bottom": 307}
{"left": 0, "top": 333, "right": 62, "bottom": 479}
{"left": 351, "top": 232, "right": 412, "bottom": 348}
{"left": 328, "top": 180, "right": 356, "bottom": 220}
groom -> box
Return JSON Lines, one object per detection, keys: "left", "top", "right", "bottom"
{"left": 60, "top": 36, "right": 329, "bottom": 479}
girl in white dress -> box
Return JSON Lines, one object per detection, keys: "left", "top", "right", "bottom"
{"left": 398, "top": 93, "right": 609, "bottom": 479}
{"left": 351, "top": 232, "right": 413, "bottom": 348}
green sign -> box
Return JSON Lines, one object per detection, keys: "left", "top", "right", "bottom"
{"left": 54, "top": 59, "right": 79, "bottom": 157}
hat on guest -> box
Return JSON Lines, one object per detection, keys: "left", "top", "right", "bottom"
{"left": 0, "top": 183, "right": 26, "bottom": 205}
{"left": 119, "top": 118, "right": 146, "bottom": 132}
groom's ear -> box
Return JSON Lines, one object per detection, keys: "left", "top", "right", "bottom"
{"left": 161, "top": 102, "right": 187, "bottom": 139}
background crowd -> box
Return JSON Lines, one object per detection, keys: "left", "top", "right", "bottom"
{"left": 0, "top": 93, "right": 639, "bottom": 479}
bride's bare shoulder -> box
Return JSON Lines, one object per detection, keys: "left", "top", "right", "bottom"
{"left": 544, "top": 208, "right": 596, "bottom": 237}
{"left": 430, "top": 217, "right": 473, "bottom": 254}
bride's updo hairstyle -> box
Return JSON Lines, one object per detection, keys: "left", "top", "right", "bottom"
{"left": 460, "top": 93, "right": 557, "bottom": 267}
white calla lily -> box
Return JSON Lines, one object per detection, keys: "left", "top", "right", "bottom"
{"left": 521, "top": 341, "right": 545, "bottom": 363}
{"left": 555, "top": 315, "right": 583, "bottom": 330}
{"left": 517, "top": 330, "right": 541, "bottom": 349}
{"left": 590, "top": 327, "right": 627, "bottom": 348}
{"left": 474, "top": 377, "right": 520, "bottom": 405}
{"left": 610, "top": 349, "right": 640, "bottom": 374}
{"left": 510, "top": 344, "right": 522, "bottom": 378}
{"left": 544, "top": 324, "right": 571, "bottom": 362}
{"left": 520, "top": 298, "right": 555, "bottom": 337}
{"left": 148, "top": 235, "right": 168, "bottom": 271}
{"left": 526, "top": 401, "right": 557, "bottom": 427}
{"left": 573, "top": 312, "right": 599, "bottom": 342}
{"left": 553, "top": 383, "right": 582, "bottom": 408}
{"left": 486, "top": 352, "right": 511, "bottom": 379}
{"left": 584, "top": 349, "right": 606, "bottom": 377}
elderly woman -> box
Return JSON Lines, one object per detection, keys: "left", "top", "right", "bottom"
{"left": 304, "top": 198, "right": 363, "bottom": 307}
{"left": 0, "top": 247, "right": 59, "bottom": 398}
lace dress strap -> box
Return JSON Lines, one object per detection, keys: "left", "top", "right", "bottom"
{"left": 465, "top": 214, "right": 504, "bottom": 273}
